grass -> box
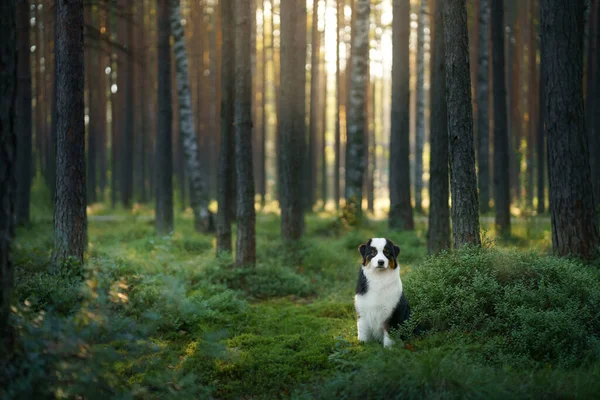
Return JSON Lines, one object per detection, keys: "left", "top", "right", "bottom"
{"left": 4, "top": 188, "right": 600, "bottom": 399}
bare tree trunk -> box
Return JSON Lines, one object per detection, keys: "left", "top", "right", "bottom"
{"left": 542, "top": 0, "right": 599, "bottom": 259}
{"left": 344, "top": 0, "right": 370, "bottom": 221}
{"left": 16, "top": 0, "right": 32, "bottom": 225}
{"left": 217, "top": 0, "right": 235, "bottom": 254}
{"left": 0, "top": 0, "right": 17, "bottom": 358}
{"left": 428, "top": 0, "right": 450, "bottom": 254}
{"left": 415, "top": 0, "right": 427, "bottom": 213}
{"left": 537, "top": 50, "right": 546, "bottom": 214}
{"left": 476, "top": 0, "right": 491, "bottom": 213}
{"left": 525, "top": 0, "right": 536, "bottom": 210}
{"left": 307, "top": 0, "right": 320, "bottom": 211}
{"left": 235, "top": 0, "right": 256, "bottom": 266}
{"left": 260, "top": 0, "right": 267, "bottom": 208}
{"left": 321, "top": 11, "right": 328, "bottom": 208}
{"left": 389, "top": 0, "right": 414, "bottom": 230}
{"left": 334, "top": 0, "right": 342, "bottom": 209}
{"left": 155, "top": 0, "right": 174, "bottom": 235}
{"left": 492, "top": 0, "right": 511, "bottom": 236}
{"left": 52, "top": 0, "right": 86, "bottom": 268}
{"left": 136, "top": 0, "right": 147, "bottom": 202}
{"left": 170, "top": 0, "right": 214, "bottom": 232}
{"left": 121, "top": 0, "right": 134, "bottom": 208}
{"left": 444, "top": 0, "right": 481, "bottom": 247}
{"left": 587, "top": 0, "right": 600, "bottom": 205}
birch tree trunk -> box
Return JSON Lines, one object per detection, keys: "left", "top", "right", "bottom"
{"left": 389, "top": 0, "right": 414, "bottom": 230}
{"left": 476, "top": 0, "right": 491, "bottom": 213}
{"left": 52, "top": 0, "right": 87, "bottom": 268}
{"left": 541, "top": 0, "right": 600, "bottom": 259}
{"left": 170, "top": 0, "right": 214, "bottom": 233}
{"left": 428, "top": 0, "right": 450, "bottom": 254}
{"left": 415, "top": 0, "right": 427, "bottom": 213}
{"left": 344, "top": 0, "right": 370, "bottom": 222}
{"left": 443, "top": 0, "right": 481, "bottom": 247}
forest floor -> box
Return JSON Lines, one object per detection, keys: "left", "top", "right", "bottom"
{"left": 5, "top": 185, "right": 600, "bottom": 399}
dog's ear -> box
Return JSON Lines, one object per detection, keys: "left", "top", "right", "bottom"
{"left": 393, "top": 245, "right": 400, "bottom": 258}
{"left": 358, "top": 244, "right": 367, "bottom": 265}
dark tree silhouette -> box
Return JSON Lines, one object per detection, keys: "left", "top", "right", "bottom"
{"left": 52, "top": 0, "right": 86, "bottom": 268}
{"left": 443, "top": 0, "right": 481, "bottom": 247}
{"left": 541, "top": 0, "right": 599, "bottom": 259}
{"left": 235, "top": 0, "right": 256, "bottom": 266}
{"left": 476, "top": 0, "right": 491, "bottom": 213}
{"left": 587, "top": 0, "right": 600, "bottom": 205}
{"left": 492, "top": 0, "right": 511, "bottom": 236}
{"left": 155, "top": 0, "right": 174, "bottom": 235}
{"left": 428, "top": 0, "right": 450, "bottom": 254}
{"left": 389, "top": 0, "right": 414, "bottom": 230}
{"left": 16, "top": 0, "right": 32, "bottom": 225}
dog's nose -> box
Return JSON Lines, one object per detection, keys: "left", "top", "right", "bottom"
{"left": 378, "top": 260, "right": 385, "bottom": 267}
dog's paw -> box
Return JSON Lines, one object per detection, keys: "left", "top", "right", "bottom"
{"left": 383, "top": 337, "right": 394, "bottom": 348}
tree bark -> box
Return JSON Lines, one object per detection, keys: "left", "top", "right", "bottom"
{"left": 170, "top": 0, "right": 214, "bottom": 232}
{"left": 0, "top": 0, "right": 17, "bottom": 358}
{"left": 536, "top": 49, "right": 546, "bottom": 214}
{"left": 444, "top": 0, "right": 481, "bottom": 247}
{"left": 155, "top": 0, "right": 174, "bottom": 235}
{"left": 120, "top": 0, "right": 134, "bottom": 208}
{"left": 428, "top": 0, "right": 450, "bottom": 254}
{"left": 476, "top": 0, "right": 491, "bottom": 213}
{"left": 525, "top": 0, "right": 536, "bottom": 210}
{"left": 217, "top": 0, "right": 235, "bottom": 254}
{"left": 16, "top": 0, "right": 32, "bottom": 225}
{"left": 541, "top": 0, "right": 600, "bottom": 259}
{"left": 52, "top": 0, "right": 86, "bottom": 268}
{"left": 415, "top": 0, "right": 427, "bottom": 213}
{"left": 307, "top": 0, "right": 320, "bottom": 211}
{"left": 280, "top": 0, "right": 307, "bottom": 240}
{"left": 389, "top": 0, "right": 414, "bottom": 230}
{"left": 492, "top": 0, "right": 511, "bottom": 236}
{"left": 235, "top": 0, "right": 256, "bottom": 266}
{"left": 587, "top": 0, "right": 600, "bottom": 205}
{"left": 334, "top": 0, "right": 342, "bottom": 210}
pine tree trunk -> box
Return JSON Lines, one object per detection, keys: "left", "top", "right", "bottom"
{"left": 444, "top": 0, "right": 481, "bottom": 247}
{"left": 476, "top": 0, "right": 491, "bottom": 213}
{"left": 334, "top": 0, "right": 342, "bottom": 210}
{"left": 415, "top": 0, "right": 427, "bottom": 213}
{"left": 155, "top": 0, "right": 174, "bottom": 235}
{"left": 235, "top": 0, "right": 256, "bottom": 266}
{"left": 109, "top": 7, "right": 118, "bottom": 208}
{"left": 307, "top": 0, "right": 320, "bottom": 211}
{"left": 525, "top": 0, "right": 536, "bottom": 210}
{"left": 16, "top": 0, "right": 32, "bottom": 225}
{"left": 280, "top": 0, "right": 307, "bottom": 240}
{"left": 217, "top": 0, "right": 235, "bottom": 254}
{"left": 85, "top": 6, "right": 96, "bottom": 204}
{"left": 428, "top": 0, "right": 450, "bottom": 254}
{"left": 260, "top": 0, "right": 267, "bottom": 208}
{"left": 48, "top": 8, "right": 58, "bottom": 199}
{"left": 136, "top": 0, "right": 147, "bottom": 202}
{"left": 492, "top": 0, "right": 511, "bottom": 236}
{"left": 52, "top": 0, "right": 86, "bottom": 268}
{"left": 537, "top": 52, "right": 546, "bottom": 214}
{"left": 170, "top": 0, "right": 214, "bottom": 232}
{"left": 587, "top": 0, "right": 600, "bottom": 206}
{"left": 321, "top": 16, "right": 328, "bottom": 209}
{"left": 389, "top": 0, "right": 414, "bottom": 230}
{"left": 120, "top": 0, "right": 134, "bottom": 208}
{"left": 344, "top": 0, "right": 370, "bottom": 221}
{"left": 0, "top": 0, "right": 17, "bottom": 357}
{"left": 541, "top": 0, "right": 600, "bottom": 259}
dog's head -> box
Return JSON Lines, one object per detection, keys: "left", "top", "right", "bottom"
{"left": 358, "top": 238, "right": 401, "bottom": 270}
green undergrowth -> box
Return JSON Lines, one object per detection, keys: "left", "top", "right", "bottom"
{"left": 4, "top": 204, "right": 600, "bottom": 399}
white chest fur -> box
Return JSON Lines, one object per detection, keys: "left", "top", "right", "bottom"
{"left": 355, "top": 267, "right": 403, "bottom": 346}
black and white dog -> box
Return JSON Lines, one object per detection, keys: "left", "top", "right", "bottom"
{"left": 355, "top": 238, "right": 412, "bottom": 348}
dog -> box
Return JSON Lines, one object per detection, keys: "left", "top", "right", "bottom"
{"left": 355, "top": 238, "right": 412, "bottom": 348}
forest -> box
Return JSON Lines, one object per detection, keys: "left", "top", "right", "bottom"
{"left": 1, "top": 0, "right": 600, "bottom": 398}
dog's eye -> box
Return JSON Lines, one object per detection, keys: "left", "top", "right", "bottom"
{"left": 370, "top": 249, "right": 377, "bottom": 256}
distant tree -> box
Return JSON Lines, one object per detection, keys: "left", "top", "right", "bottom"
{"left": 492, "top": 0, "right": 510, "bottom": 236}
{"left": 428, "top": 0, "right": 450, "bottom": 254}
{"left": 120, "top": 0, "right": 134, "bottom": 208}
{"left": 541, "top": 0, "right": 599, "bottom": 259}
{"left": 235, "top": 0, "right": 256, "bottom": 266}
{"left": 389, "top": 0, "right": 414, "bottom": 230}
{"left": 155, "top": 0, "right": 174, "bottom": 235}
{"left": 536, "top": 55, "right": 546, "bottom": 214}
{"left": 16, "top": 0, "right": 32, "bottom": 225}
{"left": 307, "top": 0, "right": 320, "bottom": 211}
{"left": 0, "top": 0, "right": 17, "bottom": 357}
{"left": 170, "top": 0, "right": 213, "bottom": 233}
{"left": 52, "top": 0, "right": 86, "bottom": 268}
{"left": 280, "top": 0, "right": 307, "bottom": 240}
{"left": 443, "top": 0, "right": 481, "bottom": 247}
{"left": 334, "top": 0, "right": 342, "bottom": 209}
{"left": 415, "top": 0, "right": 427, "bottom": 213}
{"left": 525, "top": 0, "right": 537, "bottom": 210}
{"left": 476, "top": 0, "right": 491, "bottom": 213}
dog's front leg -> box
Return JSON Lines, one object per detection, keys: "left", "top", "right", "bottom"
{"left": 383, "top": 330, "right": 394, "bottom": 348}
{"left": 357, "top": 318, "right": 369, "bottom": 343}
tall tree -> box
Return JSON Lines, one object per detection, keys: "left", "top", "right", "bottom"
{"left": 476, "top": 0, "right": 491, "bottom": 213}
{"left": 389, "top": 0, "right": 414, "bottom": 230}
{"left": 525, "top": 0, "right": 537, "bottom": 209}
{"left": 217, "top": 0, "right": 235, "bottom": 254}
{"left": 0, "top": 0, "right": 17, "bottom": 357}
{"left": 541, "top": 0, "right": 599, "bottom": 259}
{"left": 85, "top": 5, "right": 97, "bottom": 204}
{"left": 334, "top": 0, "right": 342, "bottom": 209}
{"left": 52, "top": 0, "right": 86, "bottom": 267}
{"left": 587, "top": 0, "right": 600, "bottom": 204}
{"left": 155, "top": 0, "right": 174, "bottom": 235}
{"left": 235, "top": 0, "right": 256, "bottom": 266}
{"left": 444, "top": 0, "right": 481, "bottom": 247}
{"left": 280, "top": 0, "right": 307, "bottom": 240}
{"left": 428, "top": 0, "right": 450, "bottom": 254}
{"left": 492, "top": 0, "right": 510, "bottom": 236}
{"left": 16, "top": 0, "right": 32, "bottom": 225}
{"left": 307, "top": 0, "right": 320, "bottom": 210}
{"left": 121, "top": 0, "right": 134, "bottom": 208}
{"left": 170, "top": 0, "right": 214, "bottom": 232}
{"left": 415, "top": 0, "right": 427, "bottom": 213}
{"left": 536, "top": 51, "right": 546, "bottom": 214}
